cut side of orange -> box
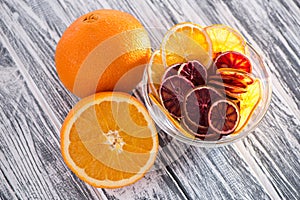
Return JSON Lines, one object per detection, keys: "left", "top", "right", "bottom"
{"left": 61, "top": 92, "right": 158, "bottom": 188}
{"left": 234, "top": 79, "right": 262, "bottom": 133}
{"left": 147, "top": 50, "right": 165, "bottom": 99}
{"left": 161, "top": 22, "right": 212, "bottom": 69}
{"left": 205, "top": 24, "right": 246, "bottom": 58}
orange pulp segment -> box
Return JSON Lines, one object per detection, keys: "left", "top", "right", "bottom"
{"left": 61, "top": 92, "right": 158, "bottom": 188}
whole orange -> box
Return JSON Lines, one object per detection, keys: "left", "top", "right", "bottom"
{"left": 55, "top": 9, "right": 151, "bottom": 97}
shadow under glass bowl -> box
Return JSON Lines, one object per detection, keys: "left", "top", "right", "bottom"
{"left": 141, "top": 43, "right": 272, "bottom": 147}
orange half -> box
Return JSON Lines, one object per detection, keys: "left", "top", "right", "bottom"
{"left": 61, "top": 92, "right": 158, "bottom": 188}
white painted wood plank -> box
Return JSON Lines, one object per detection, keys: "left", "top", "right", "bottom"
{"left": 102, "top": 165, "right": 187, "bottom": 200}
{"left": 0, "top": 1, "right": 76, "bottom": 124}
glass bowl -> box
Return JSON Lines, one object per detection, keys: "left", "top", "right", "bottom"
{"left": 141, "top": 44, "right": 272, "bottom": 147}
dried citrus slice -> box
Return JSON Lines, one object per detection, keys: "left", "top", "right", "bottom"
{"left": 182, "top": 117, "right": 208, "bottom": 137}
{"left": 161, "top": 22, "right": 213, "bottom": 68}
{"left": 209, "top": 75, "right": 248, "bottom": 88}
{"left": 178, "top": 60, "right": 207, "bottom": 86}
{"left": 183, "top": 86, "right": 224, "bottom": 128}
{"left": 234, "top": 79, "right": 262, "bottom": 133}
{"left": 159, "top": 75, "right": 194, "bottom": 118}
{"left": 205, "top": 24, "right": 246, "bottom": 58}
{"left": 208, "top": 100, "right": 240, "bottom": 135}
{"left": 182, "top": 118, "right": 222, "bottom": 140}
{"left": 217, "top": 68, "right": 255, "bottom": 86}
{"left": 224, "top": 90, "right": 243, "bottom": 101}
{"left": 147, "top": 50, "right": 165, "bottom": 99}
{"left": 208, "top": 80, "right": 247, "bottom": 94}
{"left": 161, "top": 63, "right": 182, "bottom": 81}
{"left": 149, "top": 93, "right": 195, "bottom": 139}
{"left": 61, "top": 92, "right": 158, "bottom": 188}
{"left": 214, "top": 51, "right": 252, "bottom": 73}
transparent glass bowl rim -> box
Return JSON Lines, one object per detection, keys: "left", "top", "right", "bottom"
{"left": 141, "top": 43, "right": 272, "bottom": 147}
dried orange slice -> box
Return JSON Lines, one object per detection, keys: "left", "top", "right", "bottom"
{"left": 205, "top": 24, "right": 246, "bottom": 58}
{"left": 234, "top": 79, "right": 262, "bottom": 133}
{"left": 61, "top": 92, "right": 158, "bottom": 188}
{"left": 147, "top": 50, "right": 164, "bottom": 99}
{"left": 161, "top": 22, "right": 213, "bottom": 68}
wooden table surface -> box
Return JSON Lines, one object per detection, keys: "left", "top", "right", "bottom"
{"left": 0, "top": 0, "right": 299, "bottom": 199}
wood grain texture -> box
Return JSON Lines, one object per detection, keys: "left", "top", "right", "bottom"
{"left": 0, "top": 45, "right": 100, "bottom": 199}
{"left": 0, "top": 0, "right": 299, "bottom": 199}
{"left": 102, "top": 166, "right": 187, "bottom": 200}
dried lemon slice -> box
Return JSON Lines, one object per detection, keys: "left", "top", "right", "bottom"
{"left": 161, "top": 22, "right": 213, "bottom": 68}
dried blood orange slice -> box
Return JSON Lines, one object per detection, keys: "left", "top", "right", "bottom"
{"left": 183, "top": 86, "right": 224, "bottom": 128}
{"left": 217, "top": 68, "right": 255, "bottom": 85}
{"left": 182, "top": 117, "right": 208, "bottom": 136}
{"left": 205, "top": 24, "right": 246, "bottom": 58}
{"left": 224, "top": 91, "right": 242, "bottom": 102}
{"left": 208, "top": 100, "right": 240, "bottom": 134}
{"left": 161, "top": 22, "right": 212, "bottom": 68}
{"left": 148, "top": 93, "right": 195, "bottom": 139}
{"left": 178, "top": 60, "right": 207, "bottom": 86}
{"left": 159, "top": 75, "right": 194, "bottom": 118}
{"left": 181, "top": 118, "right": 222, "bottom": 141}
{"left": 214, "top": 51, "right": 252, "bottom": 73}
{"left": 208, "top": 80, "right": 247, "bottom": 94}
{"left": 197, "top": 132, "right": 222, "bottom": 141}
{"left": 161, "top": 63, "right": 182, "bottom": 81}
{"left": 209, "top": 75, "right": 248, "bottom": 88}
{"left": 182, "top": 118, "right": 223, "bottom": 141}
